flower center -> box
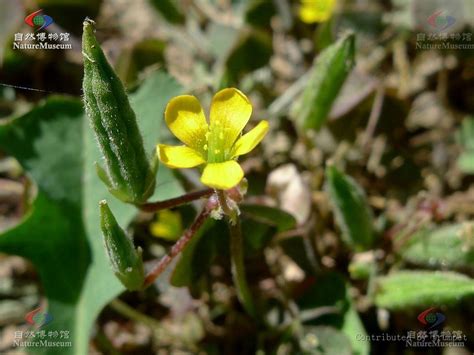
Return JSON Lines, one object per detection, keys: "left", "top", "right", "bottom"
{"left": 206, "top": 123, "right": 234, "bottom": 163}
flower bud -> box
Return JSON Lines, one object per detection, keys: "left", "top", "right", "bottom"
{"left": 83, "top": 19, "right": 156, "bottom": 204}
{"left": 99, "top": 200, "right": 144, "bottom": 290}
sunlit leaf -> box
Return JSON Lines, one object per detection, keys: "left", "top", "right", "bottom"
{"left": 375, "top": 271, "right": 474, "bottom": 309}
{"left": 0, "top": 71, "right": 182, "bottom": 354}
{"left": 326, "top": 165, "right": 375, "bottom": 251}
{"left": 292, "top": 33, "right": 355, "bottom": 131}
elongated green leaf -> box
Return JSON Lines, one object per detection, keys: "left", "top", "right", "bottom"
{"left": 0, "top": 70, "right": 182, "bottom": 354}
{"left": 115, "top": 39, "right": 166, "bottom": 85}
{"left": 240, "top": 204, "right": 297, "bottom": 233}
{"left": 221, "top": 29, "right": 272, "bottom": 87}
{"left": 375, "top": 271, "right": 474, "bottom": 309}
{"left": 244, "top": 0, "right": 276, "bottom": 28}
{"left": 292, "top": 33, "right": 355, "bottom": 131}
{"left": 149, "top": 0, "right": 185, "bottom": 24}
{"left": 457, "top": 116, "right": 474, "bottom": 174}
{"left": 326, "top": 166, "right": 375, "bottom": 251}
{"left": 401, "top": 223, "right": 474, "bottom": 269}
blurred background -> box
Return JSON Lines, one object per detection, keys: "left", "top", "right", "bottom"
{"left": 0, "top": 0, "right": 473, "bottom": 354}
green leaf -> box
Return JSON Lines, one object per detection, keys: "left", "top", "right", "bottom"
{"left": 132, "top": 71, "right": 185, "bottom": 201}
{"left": 400, "top": 223, "right": 474, "bottom": 269}
{"left": 457, "top": 116, "right": 474, "bottom": 174}
{"left": 375, "top": 271, "right": 474, "bottom": 309}
{"left": 240, "top": 204, "right": 297, "bottom": 233}
{"left": 292, "top": 33, "right": 355, "bottom": 131}
{"left": 0, "top": 70, "right": 183, "bottom": 354}
{"left": 115, "top": 39, "right": 166, "bottom": 85}
{"left": 325, "top": 165, "right": 375, "bottom": 251}
{"left": 244, "top": 0, "right": 276, "bottom": 28}
{"left": 149, "top": 0, "right": 185, "bottom": 25}
{"left": 296, "top": 272, "right": 369, "bottom": 355}
{"left": 206, "top": 23, "right": 239, "bottom": 62}
{"left": 221, "top": 29, "right": 272, "bottom": 86}
{"left": 458, "top": 153, "right": 474, "bottom": 173}
{"left": 314, "top": 17, "right": 334, "bottom": 51}
{"left": 279, "top": 237, "right": 317, "bottom": 275}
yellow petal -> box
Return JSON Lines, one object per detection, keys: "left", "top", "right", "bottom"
{"left": 231, "top": 120, "right": 269, "bottom": 158}
{"left": 299, "top": 0, "right": 335, "bottom": 23}
{"left": 200, "top": 161, "right": 244, "bottom": 189}
{"left": 165, "top": 95, "right": 209, "bottom": 153}
{"left": 157, "top": 144, "right": 205, "bottom": 168}
{"left": 150, "top": 210, "right": 182, "bottom": 241}
{"left": 208, "top": 88, "right": 252, "bottom": 161}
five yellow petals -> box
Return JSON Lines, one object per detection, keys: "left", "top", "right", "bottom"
{"left": 157, "top": 88, "right": 269, "bottom": 190}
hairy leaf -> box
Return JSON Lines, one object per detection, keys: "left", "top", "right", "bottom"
{"left": 292, "top": 33, "right": 355, "bottom": 131}
{"left": 375, "top": 271, "right": 474, "bottom": 309}
{"left": 0, "top": 70, "right": 182, "bottom": 354}
{"left": 326, "top": 166, "right": 375, "bottom": 251}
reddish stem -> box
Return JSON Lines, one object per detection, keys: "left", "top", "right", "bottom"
{"left": 143, "top": 196, "right": 217, "bottom": 288}
{"left": 139, "top": 188, "right": 213, "bottom": 212}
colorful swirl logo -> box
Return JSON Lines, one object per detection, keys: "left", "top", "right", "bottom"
{"left": 24, "top": 9, "right": 54, "bottom": 31}
{"left": 25, "top": 307, "right": 53, "bottom": 329}
{"left": 417, "top": 307, "right": 445, "bottom": 329}
{"left": 427, "top": 10, "right": 456, "bottom": 31}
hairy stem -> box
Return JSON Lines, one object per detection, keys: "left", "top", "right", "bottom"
{"left": 139, "top": 188, "right": 213, "bottom": 212}
{"left": 143, "top": 197, "right": 216, "bottom": 287}
{"left": 216, "top": 189, "right": 237, "bottom": 223}
{"left": 217, "top": 190, "right": 255, "bottom": 316}
{"left": 216, "top": 189, "right": 256, "bottom": 318}
{"left": 110, "top": 299, "right": 161, "bottom": 329}
{"left": 229, "top": 217, "right": 256, "bottom": 317}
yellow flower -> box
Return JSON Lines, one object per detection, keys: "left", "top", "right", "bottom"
{"left": 150, "top": 210, "right": 182, "bottom": 241}
{"left": 299, "top": 0, "right": 335, "bottom": 24}
{"left": 157, "top": 88, "right": 269, "bottom": 190}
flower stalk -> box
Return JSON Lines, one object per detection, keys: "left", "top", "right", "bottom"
{"left": 139, "top": 188, "right": 213, "bottom": 212}
{"left": 228, "top": 213, "right": 256, "bottom": 318}
{"left": 217, "top": 189, "right": 256, "bottom": 317}
{"left": 143, "top": 196, "right": 218, "bottom": 288}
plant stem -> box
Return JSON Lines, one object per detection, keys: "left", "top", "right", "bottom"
{"left": 109, "top": 299, "right": 161, "bottom": 330}
{"left": 143, "top": 198, "right": 216, "bottom": 288}
{"left": 216, "top": 190, "right": 255, "bottom": 316}
{"left": 216, "top": 189, "right": 237, "bottom": 223}
{"left": 228, "top": 209, "right": 256, "bottom": 318}
{"left": 139, "top": 188, "right": 213, "bottom": 212}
